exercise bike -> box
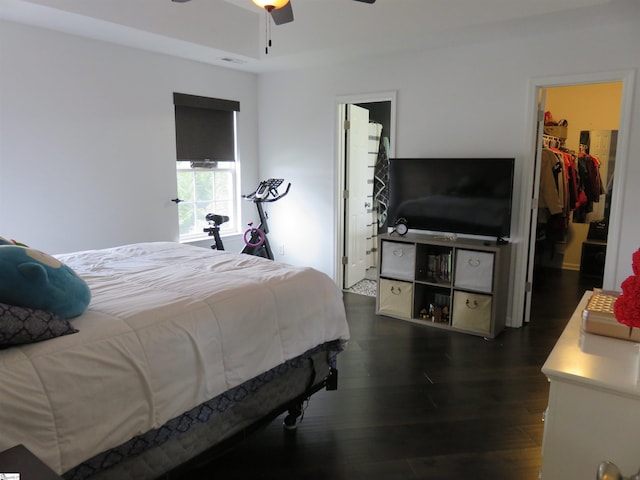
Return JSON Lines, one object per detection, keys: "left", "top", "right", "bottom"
{"left": 204, "top": 178, "right": 291, "bottom": 260}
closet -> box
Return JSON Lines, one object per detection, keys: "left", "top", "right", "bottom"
{"left": 534, "top": 82, "right": 621, "bottom": 283}
{"left": 366, "top": 120, "right": 385, "bottom": 270}
{"left": 355, "top": 101, "right": 392, "bottom": 274}
{"left": 339, "top": 98, "right": 392, "bottom": 291}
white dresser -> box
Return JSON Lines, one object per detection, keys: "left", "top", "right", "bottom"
{"left": 541, "top": 292, "right": 640, "bottom": 479}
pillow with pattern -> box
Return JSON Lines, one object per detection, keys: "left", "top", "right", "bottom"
{"left": 0, "top": 302, "right": 78, "bottom": 349}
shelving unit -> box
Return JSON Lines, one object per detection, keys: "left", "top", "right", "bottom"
{"left": 376, "top": 232, "right": 511, "bottom": 338}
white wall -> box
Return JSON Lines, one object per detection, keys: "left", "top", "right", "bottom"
{"left": 257, "top": 2, "right": 640, "bottom": 324}
{"left": 0, "top": 20, "right": 259, "bottom": 254}
{"left": 1, "top": 3, "right": 639, "bottom": 325}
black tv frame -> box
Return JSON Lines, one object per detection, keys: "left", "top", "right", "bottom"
{"left": 387, "top": 157, "right": 515, "bottom": 243}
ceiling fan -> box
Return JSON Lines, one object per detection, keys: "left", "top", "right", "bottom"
{"left": 171, "top": 0, "right": 376, "bottom": 26}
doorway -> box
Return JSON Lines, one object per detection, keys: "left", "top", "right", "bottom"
{"left": 517, "top": 71, "right": 635, "bottom": 327}
{"left": 335, "top": 92, "right": 396, "bottom": 292}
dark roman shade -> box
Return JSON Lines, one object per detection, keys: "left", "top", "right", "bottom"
{"left": 173, "top": 93, "right": 240, "bottom": 162}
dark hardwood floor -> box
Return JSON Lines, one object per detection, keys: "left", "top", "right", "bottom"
{"left": 182, "top": 267, "right": 600, "bottom": 479}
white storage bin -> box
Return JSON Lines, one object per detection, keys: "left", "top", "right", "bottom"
{"left": 379, "top": 278, "right": 413, "bottom": 319}
{"left": 381, "top": 241, "right": 416, "bottom": 281}
{"left": 451, "top": 291, "right": 492, "bottom": 334}
{"left": 454, "top": 249, "right": 494, "bottom": 293}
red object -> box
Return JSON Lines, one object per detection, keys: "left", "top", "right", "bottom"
{"left": 614, "top": 248, "right": 640, "bottom": 329}
{"left": 544, "top": 111, "right": 557, "bottom": 126}
{"left": 632, "top": 248, "right": 640, "bottom": 276}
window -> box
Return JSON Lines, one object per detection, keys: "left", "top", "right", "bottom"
{"left": 173, "top": 93, "right": 240, "bottom": 242}
{"left": 176, "top": 161, "right": 237, "bottom": 241}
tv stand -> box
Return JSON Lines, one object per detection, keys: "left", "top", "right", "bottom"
{"left": 376, "top": 232, "right": 511, "bottom": 338}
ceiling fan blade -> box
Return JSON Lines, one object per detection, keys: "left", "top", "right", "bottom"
{"left": 171, "top": 0, "right": 192, "bottom": 3}
{"left": 270, "top": 1, "right": 294, "bottom": 25}
{"left": 353, "top": 0, "right": 376, "bottom": 3}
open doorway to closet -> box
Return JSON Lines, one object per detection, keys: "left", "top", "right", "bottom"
{"left": 336, "top": 92, "right": 395, "bottom": 294}
{"left": 523, "top": 80, "right": 625, "bottom": 325}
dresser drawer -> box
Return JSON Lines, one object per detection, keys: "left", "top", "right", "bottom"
{"left": 379, "top": 278, "right": 413, "bottom": 319}
{"left": 451, "top": 291, "right": 492, "bottom": 334}
{"left": 454, "top": 249, "right": 494, "bottom": 293}
{"left": 381, "top": 241, "right": 416, "bottom": 281}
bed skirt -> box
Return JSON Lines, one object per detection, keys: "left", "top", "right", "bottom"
{"left": 63, "top": 341, "right": 343, "bottom": 480}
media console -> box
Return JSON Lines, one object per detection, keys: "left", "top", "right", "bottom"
{"left": 375, "top": 232, "right": 511, "bottom": 338}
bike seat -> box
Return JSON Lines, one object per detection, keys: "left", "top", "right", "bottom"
{"left": 205, "top": 213, "right": 229, "bottom": 225}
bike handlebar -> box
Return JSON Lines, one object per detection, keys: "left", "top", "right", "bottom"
{"left": 243, "top": 179, "right": 291, "bottom": 203}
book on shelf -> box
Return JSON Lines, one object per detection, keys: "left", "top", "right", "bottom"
{"left": 426, "top": 252, "right": 451, "bottom": 282}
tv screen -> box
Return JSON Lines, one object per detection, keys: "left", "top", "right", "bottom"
{"left": 388, "top": 158, "right": 515, "bottom": 239}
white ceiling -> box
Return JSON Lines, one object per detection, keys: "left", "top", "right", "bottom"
{"left": 0, "top": 0, "right": 615, "bottom": 73}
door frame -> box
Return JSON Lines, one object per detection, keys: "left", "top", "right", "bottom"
{"left": 512, "top": 69, "right": 635, "bottom": 328}
{"left": 335, "top": 91, "right": 397, "bottom": 290}
{"left": 521, "top": 87, "right": 547, "bottom": 326}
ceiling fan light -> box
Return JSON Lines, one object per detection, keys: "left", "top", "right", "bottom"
{"left": 252, "top": 0, "right": 289, "bottom": 10}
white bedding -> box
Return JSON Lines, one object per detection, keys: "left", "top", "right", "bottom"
{"left": 0, "top": 242, "right": 349, "bottom": 475}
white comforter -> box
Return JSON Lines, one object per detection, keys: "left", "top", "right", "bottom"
{"left": 0, "top": 242, "right": 349, "bottom": 474}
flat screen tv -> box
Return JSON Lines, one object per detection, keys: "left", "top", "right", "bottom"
{"left": 388, "top": 158, "right": 515, "bottom": 240}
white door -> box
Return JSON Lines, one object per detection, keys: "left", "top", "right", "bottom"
{"left": 523, "top": 87, "right": 547, "bottom": 325}
{"left": 344, "top": 104, "right": 370, "bottom": 288}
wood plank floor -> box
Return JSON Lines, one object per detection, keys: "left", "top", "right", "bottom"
{"left": 180, "top": 267, "right": 600, "bottom": 480}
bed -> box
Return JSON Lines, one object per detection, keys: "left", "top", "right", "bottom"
{"left": 0, "top": 242, "right": 349, "bottom": 479}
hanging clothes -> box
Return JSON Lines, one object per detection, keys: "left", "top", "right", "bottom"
{"left": 373, "top": 135, "right": 390, "bottom": 230}
{"left": 539, "top": 148, "right": 565, "bottom": 216}
{"left": 367, "top": 122, "right": 383, "bottom": 269}
{"left": 584, "top": 153, "right": 605, "bottom": 202}
{"left": 538, "top": 148, "right": 569, "bottom": 254}
{"left": 574, "top": 152, "right": 605, "bottom": 222}
{"left": 550, "top": 148, "right": 580, "bottom": 212}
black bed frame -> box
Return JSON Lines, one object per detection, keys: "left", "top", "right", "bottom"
{"left": 62, "top": 346, "right": 341, "bottom": 480}
{"left": 164, "top": 366, "right": 338, "bottom": 479}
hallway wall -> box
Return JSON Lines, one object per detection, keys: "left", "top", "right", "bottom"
{"left": 256, "top": 1, "right": 640, "bottom": 326}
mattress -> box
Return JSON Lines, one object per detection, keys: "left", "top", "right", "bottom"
{"left": 0, "top": 242, "right": 349, "bottom": 475}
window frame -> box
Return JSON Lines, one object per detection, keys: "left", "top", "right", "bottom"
{"left": 176, "top": 158, "right": 239, "bottom": 243}
{"left": 173, "top": 93, "right": 241, "bottom": 243}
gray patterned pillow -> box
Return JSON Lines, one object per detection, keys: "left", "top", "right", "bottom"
{"left": 0, "top": 302, "right": 78, "bottom": 348}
